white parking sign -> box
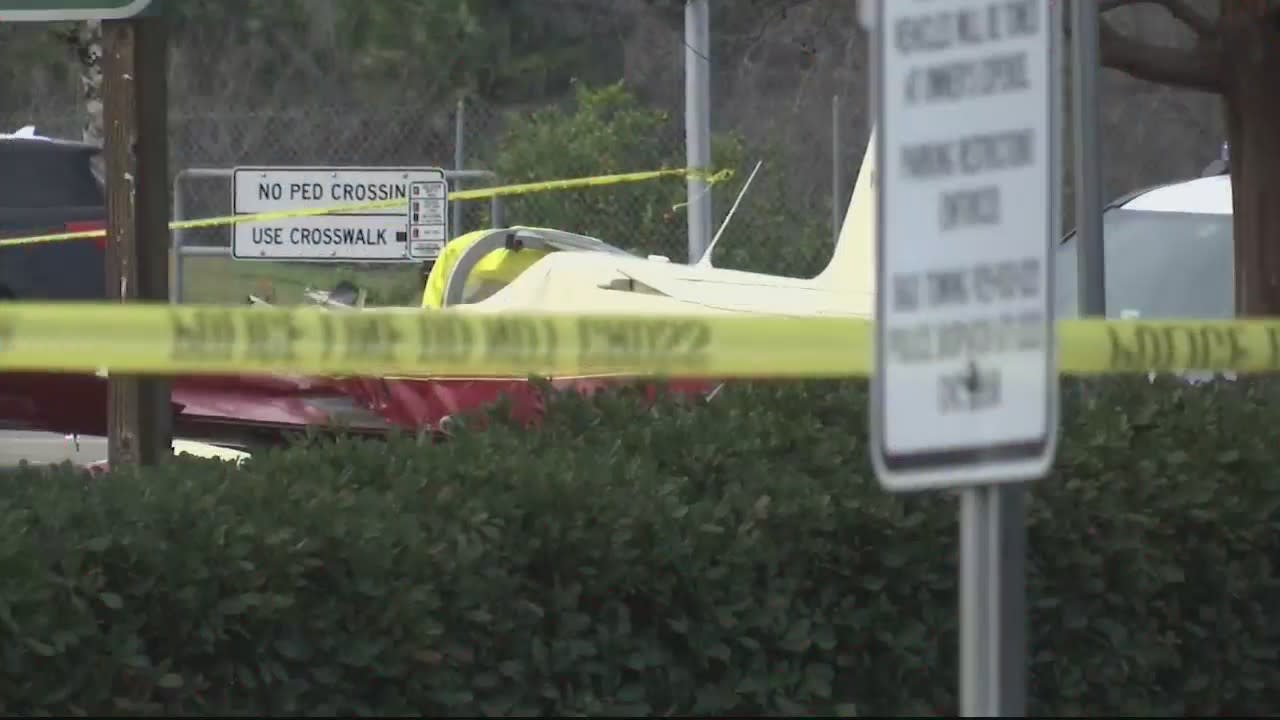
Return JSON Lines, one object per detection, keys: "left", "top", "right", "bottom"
{"left": 871, "top": 0, "right": 1059, "bottom": 491}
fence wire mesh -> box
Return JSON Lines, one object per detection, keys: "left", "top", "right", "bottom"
{"left": 0, "top": 0, "right": 1225, "bottom": 307}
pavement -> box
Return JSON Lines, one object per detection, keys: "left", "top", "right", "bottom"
{"left": 0, "top": 430, "right": 105, "bottom": 467}
{"left": 0, "top": 430, "right": 253, "bottom": 470}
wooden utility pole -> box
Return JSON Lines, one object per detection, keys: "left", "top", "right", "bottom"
{"left": 101, "top": 14, "right": 171, "bottom": 468}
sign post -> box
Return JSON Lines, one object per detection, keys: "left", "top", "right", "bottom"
{"left": 871, "top": 0, "right": 1059, "bottom": 715}
{"left": 101, "top": 11, "right": 171, "bottom": 469}
{"left": 230, "top": 167, "right": 448, "bottom": 263}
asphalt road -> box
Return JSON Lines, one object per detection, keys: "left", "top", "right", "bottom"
{"left": 0, "top": 430, "right": 106, "bottom": 467}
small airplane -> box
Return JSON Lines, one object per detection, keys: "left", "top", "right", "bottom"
{"left": 437, "top": 133, "right": 876, "bottom": 319}
{"left": 0, "top": 128, "right": 880, "bottom": 459}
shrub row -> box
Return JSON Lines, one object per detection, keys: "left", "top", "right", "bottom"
{"left": 1, "top": 376, "right": 1279, "bottom": 715}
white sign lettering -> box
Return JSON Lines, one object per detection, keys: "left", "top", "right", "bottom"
{"left": 871, "top": 0, "right": 1059, "bottom": 491}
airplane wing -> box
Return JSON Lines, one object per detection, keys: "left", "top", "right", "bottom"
{"left": 451, "top": 249, "right": 731, "bottom": 316}
{"left": 611, "top": 264, "right": 868, "bottom": 317}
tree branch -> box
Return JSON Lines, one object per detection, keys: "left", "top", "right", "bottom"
{"left": 1097, "top": 15, "right": 1223, "bottom": 94}
{"left": 1100, "top": 0, "right": 1216, "bottom": 37}
{"left": 1064, "top": 1, "right": 1225, "bottom": 95}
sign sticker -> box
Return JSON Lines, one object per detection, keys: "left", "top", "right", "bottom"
{"left": 407, "top": 179, "right": 449, "bottom": 261}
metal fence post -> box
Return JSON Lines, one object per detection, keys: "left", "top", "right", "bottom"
{"left": 453, "top": 97, "right": 465, "bottom": 236}
{"left": 832, "top": 94, "right": 844, "bottom": 245}
{"left": 171, "top": 169, "right": 185, "bottom": 302}
{"left": 684, "top": 0, "right": 713, "bottom": 263}
{"left": 1071, "top": 0, "right": 1106, "bottom": 316}
{"left": 491, "top": 193, "right": 505, "bottom": 228}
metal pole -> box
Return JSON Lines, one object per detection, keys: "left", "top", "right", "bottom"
{"left": 1054, "top": 0, "right": 1065, "bottom": 242}
{"left": 996, "top": 485, "right": 1028, "bottom": 716}
{"left": 959, "top": 487, "right": 992, "bottom": 716}
{"left": 832, "top": 94, "right": 844, "bottom": 244}
{"left": 959, "top": 484, "right": 1027, "bottom": 717}
{"left": 453, "top": 97, "right": 465, "bottom": 236}
{"left": 491, "top": 193, "right": 505, "bottom": 229}
{"left": 684, "top": 0, "right": 713, "bottom": 263}
{"left": 171, "top": 171, "right": 184, "bottom": 302}
{"left": 1071, "top": 0, "right": 1106, "bottom": 316}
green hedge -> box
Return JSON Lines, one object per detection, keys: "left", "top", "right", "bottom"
{"left": 2, "top": 377, "right": 1280, "bottom": 715}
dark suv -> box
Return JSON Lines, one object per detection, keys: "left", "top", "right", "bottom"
{"left": 0, "top": 133, "right": 107, "bottom": 300}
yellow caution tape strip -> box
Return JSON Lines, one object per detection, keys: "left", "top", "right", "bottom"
{"left": 0, "top": 167, "right": 734, "bottom": 248}
{"left": 0, "top": 304, "right": 1274, "bottom": 378}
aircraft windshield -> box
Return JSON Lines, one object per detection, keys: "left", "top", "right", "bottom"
{"left": 437, "top": 228, "right": 638, "bottom": 308}
{"left": 1054, "top": 208, "right": 1233, "bottom": 319}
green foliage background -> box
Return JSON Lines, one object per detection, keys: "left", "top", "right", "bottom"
{"left": 2, "top": 0, "right": 848, "bottom": 306}
{"left": 317, "top": 80, "right": 838, "bottom": 306}
{"left": 483, "top": 81, "right": 833, "bottom": 276}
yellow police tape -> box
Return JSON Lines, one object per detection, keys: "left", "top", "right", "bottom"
{"left": 0, "top": 167, "right": 734, "bottom": 248}
{"left": 0, "top": 303, "right": 1272, "bottom": 378}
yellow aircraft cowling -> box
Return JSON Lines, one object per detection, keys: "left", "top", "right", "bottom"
{"left": 420, "top": 229, "right": 554, "bottom": 309}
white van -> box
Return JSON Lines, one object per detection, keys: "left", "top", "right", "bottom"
{"left": 1055, "top": 167, "right": 1233, "bottom": 320}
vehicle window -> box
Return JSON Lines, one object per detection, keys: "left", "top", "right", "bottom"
{"left": 1055, "top": 209, "right": 1233, "bottom": 319}
{"left": 0, "top": 142, "right": 104, "bottom": 208}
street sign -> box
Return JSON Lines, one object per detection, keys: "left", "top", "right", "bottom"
{"left": 230, "top": 166, "right": 448, "bottom": 263}
{"left": 871, "top": 0, "right": 1058, "bottom": 492}
{"left": 0, "top": 0, "right": 152, "bottom": 21}
{"left": 871, "top": 1, "right": 1061, "bottom": 716}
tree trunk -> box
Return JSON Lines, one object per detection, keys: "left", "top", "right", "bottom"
{"left": 1221, "top": 4, "right": 1280, "bottom": 315}
{"left": 74, "top": 20, "right": 105, "bottom": 180}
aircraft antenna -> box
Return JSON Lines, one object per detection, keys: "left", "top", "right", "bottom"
{"left": 696, "top": 159, "right": 763, "bottom": 267}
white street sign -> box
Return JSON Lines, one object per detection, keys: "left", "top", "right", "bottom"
{"left": 871, "top": 0, "right": 1059, "bottom": 491}
{"left": 231, "top": 166, "right": 448, "bottom": 262}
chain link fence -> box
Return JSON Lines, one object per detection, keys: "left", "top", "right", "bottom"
{"left": 0, "top": 1, "right": 1228, "bottom": 307}
{"left": 163, "top": 101, "right": 503, "bottom": 306}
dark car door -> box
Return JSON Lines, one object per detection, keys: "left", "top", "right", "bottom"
{"left": 0, "top": 136, "right": 107, "bottom": 300}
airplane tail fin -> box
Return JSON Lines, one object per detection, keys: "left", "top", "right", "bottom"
{"left": 814, "top": 126, "right": 876, "bottom": 314}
